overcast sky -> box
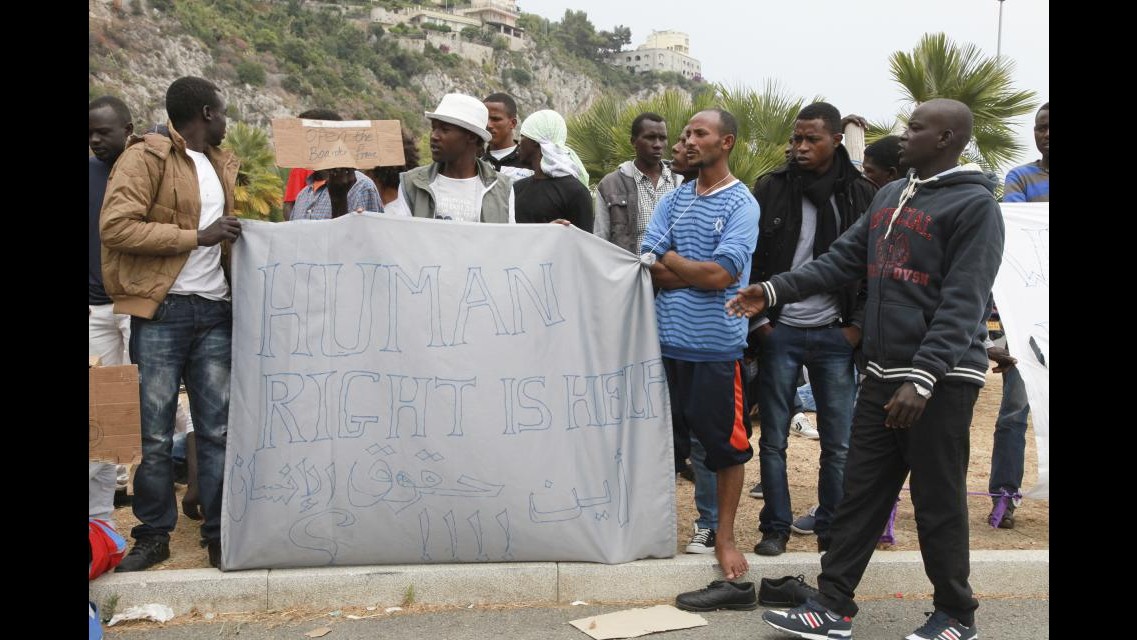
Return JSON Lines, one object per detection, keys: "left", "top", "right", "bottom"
{"left": 528, "top": 0, "right": 1049, "bottom": 172}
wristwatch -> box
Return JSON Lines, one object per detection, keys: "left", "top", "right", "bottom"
{"left": 912, "top": 382, "right": 933, "bottom": 399}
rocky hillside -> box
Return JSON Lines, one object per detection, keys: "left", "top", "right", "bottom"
{"left": 88, "top": 0, "right": 689, "bottom": 137}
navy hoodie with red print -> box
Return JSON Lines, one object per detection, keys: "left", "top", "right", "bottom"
{"left": 761, "top": 166, "right": 1004, "bottom": 390}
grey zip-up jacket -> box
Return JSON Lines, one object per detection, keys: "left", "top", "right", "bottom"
{"left": 761, "top": 167, "right": 1004, "bottom": 389}
{"left": 399, "top": 158, "right": 514, "bottom": 223}
{"left": 594, "top": 160, "right": 682, "bottom": 253}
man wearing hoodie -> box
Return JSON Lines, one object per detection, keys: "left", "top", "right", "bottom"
{"left": 730, "top": 99, "right": 1003, "bottom": 640}
{"left": 749, "top": 102, "right": 877, "bottom": 557}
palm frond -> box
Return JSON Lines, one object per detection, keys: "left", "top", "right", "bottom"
{"left": 223, "top": 122, "right": 285, "bottom": 220}
{"left": 889, "top": 33, "right": 1039, "bottom": 172}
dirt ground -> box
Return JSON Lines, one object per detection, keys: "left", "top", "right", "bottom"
{"left": 110, "top": 370, "right": 1046, "bottom": 570}
{"left": 675, "top": 369, "right": 1048, "bottom": 555}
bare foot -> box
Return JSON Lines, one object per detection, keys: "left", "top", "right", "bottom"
{"left": 715, "top": 540, "right": 749, "bottom": 580}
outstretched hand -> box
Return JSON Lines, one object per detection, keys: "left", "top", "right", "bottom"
{"left": 725, "top": 285, "right": 767, "bottom": 317}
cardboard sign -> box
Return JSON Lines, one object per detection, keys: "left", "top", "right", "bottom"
{"left": 272, "top": 118, "right": 405, "bottom": 171}
{"left": 569, "top": 605, "right": 708, "bottom": 639}
{"left": 89, "top": 364, "right": 142, "bottom": 464}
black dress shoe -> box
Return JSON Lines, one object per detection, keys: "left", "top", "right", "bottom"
{"left": 759, "top": 574, "right": 820, "bottom": 607}
{"left": 754, "top": 531, "right": 789, "bottom": 556}
{"left": 207, "top": 539, "right": 222, "bottom": 569}
{"left": 675, "top": 580, "right": 758, "bottom": 612}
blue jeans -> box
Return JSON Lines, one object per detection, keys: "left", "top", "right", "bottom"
{"left": 757, "top": 324, "right": 856, "bottom": 540}
{"left": 690, "top": 434, "right": 718, "bottom": 530}
{"left": 129, "top": 294, "right": 232, "bottom": 543}
{"left": 989, "top": 366, "right": 1030, "bottom": 495}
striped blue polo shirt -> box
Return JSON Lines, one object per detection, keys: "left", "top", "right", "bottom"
{"left": 1003, "top": 160, "right": 1049, "bottom": 203}
{"left": 641, "top": 180, "right": 760, "bottom": 362}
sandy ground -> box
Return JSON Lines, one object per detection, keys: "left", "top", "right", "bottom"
{"left": 110, "top": 370, "right": 1046, "bottom": 570}
{"left": 674, "top": 369, "right": 1047, "bottom": 555}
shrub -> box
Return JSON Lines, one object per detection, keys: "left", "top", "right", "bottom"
{"left": 236, "top": 59, "right": 267, "bottom": 86}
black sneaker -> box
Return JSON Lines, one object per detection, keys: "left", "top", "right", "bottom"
{"left": 113, "top": 488, "right": 132, "bottom": 508}
{"left": 759, "top": 574, "right": 821, "bottom": 608}
{"left": 677, "top": 464, "right": 696, "bottom": 483}
{"left": 748, "top": 482, "right": 764, "bottom": 499}
{"left": 754, "top": 531, "right": 789, "bottom": 556}
{"left": 675, "top": 580, "right": 758, "bottom": 612}
{"left": 207, "top": 539, "right": 222, "bottom": 569}
{"left": 684, "top": 525, "right": 716, "bottom": 554}
{"left": 905, "top": 610, "right": 977, "bottom": 640}
{"left": 762, "top": 599, "right": 853, "bottom": 639}
{"left": 115, "top": 538, "right": 170, "bottom": 572}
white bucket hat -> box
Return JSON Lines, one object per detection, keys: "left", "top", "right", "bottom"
{"left": 425, "top": 93, "right": 491, "bottom": 142}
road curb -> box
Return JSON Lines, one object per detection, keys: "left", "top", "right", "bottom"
{"left": 89, "top": 550, "right": 1048, "bottom": 615}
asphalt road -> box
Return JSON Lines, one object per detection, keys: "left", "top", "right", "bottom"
{"left": 104, "top": 596, "right": 1048, "bottom": 639}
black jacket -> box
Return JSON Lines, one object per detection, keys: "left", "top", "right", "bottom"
{"left": 482, "top": 146, "right": 525, "bottom": 171}
{"left": 763, "top": 168, "right": 1004, "bottom": 389}
{"left": 750, "top": 145, "right": 878, "bottom": 327}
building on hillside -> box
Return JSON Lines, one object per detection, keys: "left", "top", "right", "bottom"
{"left": 408, "top": 8, "right": 482, "bottom": 32}
{"left": 606, "top": 29, "right": 702, "bottom": 80}
{"left": 371, "top": 0, "right": 528, "bottom": 51}
{"left": 455, "top": 0, "right": 525, "bottom": 42}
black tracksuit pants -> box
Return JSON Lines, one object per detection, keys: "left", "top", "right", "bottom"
{"left": 815, "top": 377, "right": 980, "bottom": 626}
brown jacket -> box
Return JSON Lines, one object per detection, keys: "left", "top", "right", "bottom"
{"left": 100, "top": 122, "right": 239, "bottom": 319}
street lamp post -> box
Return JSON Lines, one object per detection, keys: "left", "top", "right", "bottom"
{"left": 996, "top": 0, "right": 1006, "bottom": 58}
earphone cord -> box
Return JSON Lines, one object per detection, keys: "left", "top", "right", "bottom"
{"left": 645, "top": 173, "right": 733, "bottom": 256}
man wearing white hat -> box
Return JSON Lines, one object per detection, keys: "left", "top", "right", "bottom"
{"left": 388, "top": 93, "right": 515, "bottom": 223}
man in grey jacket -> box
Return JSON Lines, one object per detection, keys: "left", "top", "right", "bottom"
{"left": 387, "top": 93, "right": 515, "bottom": 223}
{"left": 730, "top": 99, "right": 1002, "bottom": 640}
{"left": 593, "top": 112, "right": 683, "bottom": 253}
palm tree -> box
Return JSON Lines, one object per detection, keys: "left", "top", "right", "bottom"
{"left": 566, "top": 94, "right": 626, "bottom": 186}
{"left": 566, "top": 83, "right": 806, "bottom": 188}
{"left": 716, "top": 81, "right": 814, "bottom": 187}
{"left": 222, "top": 121, "right": 284, "bottom": 220}
{"left": 889, "top": 33, "right": 1038, "bottom": 172}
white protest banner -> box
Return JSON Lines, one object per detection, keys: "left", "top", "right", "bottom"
{"left": 991, "top": 202, "right": 1049, "bottom": 499}
{"left": 222, "top": 216, "right": 677, "bottom": 569}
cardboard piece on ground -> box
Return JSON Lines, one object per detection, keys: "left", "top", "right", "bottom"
{"left": 272, "top": 118, "right": 405, "bottom": 171}
{"left": 568, "top": 605, "right": 707, "bottom": 640}
{"left": 89, "top": 364, "right": 142, "bottom": 464}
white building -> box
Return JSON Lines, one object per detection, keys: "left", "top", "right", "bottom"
{"left": 371, "top": 0, "right": 528, "bottom": 51}
{"left": 607, "top": 29, "right": 702, "bottom": 80}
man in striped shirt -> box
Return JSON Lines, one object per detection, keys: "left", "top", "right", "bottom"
{"left": 1002, "top": 102, "right": 1049, "bottom": 203}
{"left": 641, "top": 108, "right": 760, "bottom": 582}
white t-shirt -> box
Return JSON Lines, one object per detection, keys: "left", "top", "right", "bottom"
{"left": 430, "top": 174, "right": 483, "bottom": 222}
{"left": 489, "top": 145, "right": 534, "bottom": 180}
{"left": 169, "top": 149, "right": 230, "bottom": 300}
{"left": 489, "top": 146, "right": 516, "bottom": 160}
